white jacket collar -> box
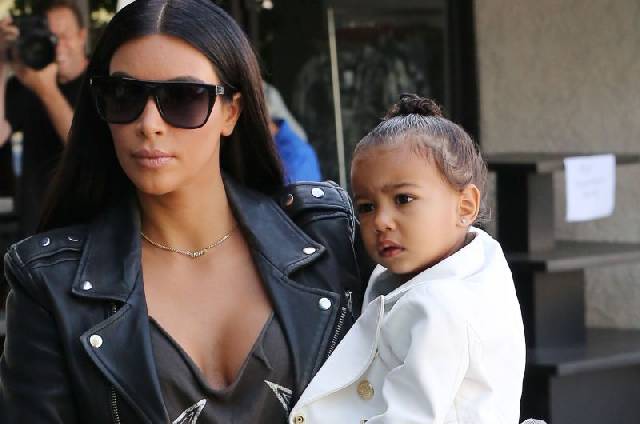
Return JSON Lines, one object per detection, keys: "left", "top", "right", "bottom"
{"left": 364, "top": 227, "right": 495, "bottom": 306}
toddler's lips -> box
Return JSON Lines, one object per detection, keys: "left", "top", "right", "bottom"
{"left": 377, "top": 240, "right": 405, "bottom": 258}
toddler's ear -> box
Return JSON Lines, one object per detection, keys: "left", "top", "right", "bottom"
{"left": 457, "top": 184, "right": 480, "bottom": 227}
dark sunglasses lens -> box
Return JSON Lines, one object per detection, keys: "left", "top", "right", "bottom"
{"left": 157, "top": 84, "right": 212, "bottom": 128}
{"left": 93, "top": 78, "right": 147, "bottom": 124}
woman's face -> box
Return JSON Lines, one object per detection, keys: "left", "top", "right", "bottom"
{"left": 108, "top": 34, "right": 241, "bottom": 196}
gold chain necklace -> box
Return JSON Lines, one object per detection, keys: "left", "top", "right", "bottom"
{"left": 140, "top": 226, "right": 237, "bottom": 259}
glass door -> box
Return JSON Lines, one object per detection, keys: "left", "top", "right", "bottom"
{"left": 250, "top": 0, "right": 475, "bottom": 186}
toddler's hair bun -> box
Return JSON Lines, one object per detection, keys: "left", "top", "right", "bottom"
{"left": 385, "top": 93, "right": 443, "bottom": 119}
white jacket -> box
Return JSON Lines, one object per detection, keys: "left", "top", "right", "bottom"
{"left": 290, "top": 228, "right": 526, "bottom": 424}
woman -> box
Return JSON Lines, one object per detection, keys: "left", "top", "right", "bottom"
{"left": 0, "top": 1, "right": 361, "bottom": 422}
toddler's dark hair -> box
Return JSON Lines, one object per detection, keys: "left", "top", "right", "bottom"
{"left": 354, "top": 93, "right": 490, "bottom": 225}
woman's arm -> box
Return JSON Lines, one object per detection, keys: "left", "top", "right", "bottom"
{"left": 1, "top": 252, "right": 78, "bottom": 423}
{"left": 367, "top": 287, "right": 470, "bottom": 424}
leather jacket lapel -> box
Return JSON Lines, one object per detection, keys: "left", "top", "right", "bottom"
{"left": 224, "top": 176, "right": 326, "bottom": 273}
{"left": 71, "top": 196, "right": 140, "bottom": 303}
{"left": 71, "top": 197, "right": 166, "bottom": 422}
{"left": 80, "top": 283, "right": 167, "bottom": 424}
{"left": 252, "top": 255, "right": 340, "bottom": 395}
{"left": 225, "top": 177, "right": 339, "bottom": 393}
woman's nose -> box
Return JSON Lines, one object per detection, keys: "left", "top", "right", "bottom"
{"left": 137, "top": 97, "right": 166, "bottom": 138}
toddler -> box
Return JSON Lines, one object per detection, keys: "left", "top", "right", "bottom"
{"left": 289, "top": 94, "right": 526, "bottom": 424}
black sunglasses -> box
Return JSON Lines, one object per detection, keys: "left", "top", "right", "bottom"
{"left": 89, "top": 75, "right": 227, "bottom": 129}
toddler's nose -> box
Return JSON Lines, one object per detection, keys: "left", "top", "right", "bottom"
{"left": 374, "top": 209, "right": 396, "bottom": 232}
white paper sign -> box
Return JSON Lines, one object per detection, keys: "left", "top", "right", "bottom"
{"left": 564, "top": 154, "right": 616, "bottom": 222}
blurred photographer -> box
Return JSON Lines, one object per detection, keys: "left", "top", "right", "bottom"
{"left": 0, "top": 0, "right": 87, "bottom": 236}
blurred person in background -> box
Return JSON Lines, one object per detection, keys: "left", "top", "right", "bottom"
{"left": 264, "top": 81, "right": 322, "bottom": 183}
{"left": 0, "top": 0, "right": 88, "bottom": 237}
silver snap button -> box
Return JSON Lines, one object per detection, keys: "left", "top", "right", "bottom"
{"left": 68, "top": 236, "right": 79, "bottom": 242}
{"left": 284, "top": 193, "right": 294, "bottom": 207}
{"left": 89, "top": 335, "right": 103, "bottom": 348}
{"left": 318, "top": 297, "right": 331, "bottom": 310}
{"left": 311, "top": 187, "right": 325, "bottom": 198}
{"left": 41, "top": 237, "right": 51, "bottom": 247}
{"left": 82, "top": 281, "right": 93, "bottom": 291}
{"left": 303, "top": 247, "right": 317, "bottom": 255}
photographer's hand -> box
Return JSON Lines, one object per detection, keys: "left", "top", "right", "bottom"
{"left": 14, "top": 61, "right": 58, "bottom": 95}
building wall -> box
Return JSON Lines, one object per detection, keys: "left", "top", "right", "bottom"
{"left": 475, "top": 0, "right": 640, "bottom": 328}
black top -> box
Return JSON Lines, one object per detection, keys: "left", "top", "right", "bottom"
{"left": 149, "top": 313, "right": 294, "bottom": 423}
{"left": 5, "top": 74, "right": 84, "bottom": 235}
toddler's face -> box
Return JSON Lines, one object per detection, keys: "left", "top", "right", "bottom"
{"left": 351, "top": 145, "right": 468, "bottom": 276}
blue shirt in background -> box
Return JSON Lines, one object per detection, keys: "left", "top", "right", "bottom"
{"left": 273, "top": 119, "right": 322, "bottom": 183}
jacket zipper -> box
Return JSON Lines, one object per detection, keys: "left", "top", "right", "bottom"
{"left": 111, "top": 389, "right": 121, "bottom": 424}
{"left": 326, "top": 290, "right": 353, "bottom": 358}
{"left": 109, "top": 303, "right": 122, "bottom": 424}
{"left": 326, "top": 306, "right": 347, "bottom": 359}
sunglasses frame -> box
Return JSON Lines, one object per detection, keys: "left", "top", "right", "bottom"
{"left": 89, "top": 75, "right": 226, "bottom": 129}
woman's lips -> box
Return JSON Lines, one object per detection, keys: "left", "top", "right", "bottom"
{"left": 132, "top": 149, "right": 175, "bottom": 168}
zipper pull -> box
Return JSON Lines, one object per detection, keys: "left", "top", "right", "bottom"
{"left": 345, "top": 290, "right": 353, "bottom": 316}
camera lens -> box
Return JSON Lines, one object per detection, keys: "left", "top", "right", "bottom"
{"left": 10, "top": 15, "right": 57, "bottom": 70}
{"left": 19, "top": 34, "right": 56, "bottom": 70}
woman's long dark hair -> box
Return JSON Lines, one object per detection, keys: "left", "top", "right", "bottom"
{"left": 40, "top": 0, "right": 284, "bottom": 231}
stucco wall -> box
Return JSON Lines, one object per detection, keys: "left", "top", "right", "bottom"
{"left": 475, "top": 0, "right": 640, "bottom": 327}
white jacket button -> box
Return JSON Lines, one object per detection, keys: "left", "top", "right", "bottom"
{"left": 311, "top": 187, "right": 325, "bottom": 198}
{"left": 357, "top": 380, "right": 375, "bottom": 400}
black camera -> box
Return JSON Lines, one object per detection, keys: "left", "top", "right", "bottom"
{"left": 6, "top": 14, "right": 58, "bottom": 70}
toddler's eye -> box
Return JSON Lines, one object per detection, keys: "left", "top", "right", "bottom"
{"left": 356, "top": 203, "right": 375, "bottom": 214}
{"left": 395, "top": 194, "right": 415, "bottom": 205}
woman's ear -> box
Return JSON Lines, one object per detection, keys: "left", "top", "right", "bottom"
{"left": 457, "top": 184, "right": 480, "bottom": 227}
{"left": 221, "top": 92, "right": 243, "bottom": 137}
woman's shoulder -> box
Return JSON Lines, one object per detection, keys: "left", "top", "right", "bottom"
{"left": 274, "top": 180, "right": 367, "bottom": 310}
{"left": 275, "top": 180, "right": 357, "bottom": 254}
{"left": 4, "top": 223, "right": 88, "bottom": 296}
{"left": 277, "top": 180, "right": 354, "bottom": 231}
{"left": 7, "top": 224, "right": 88, "bottom": 266}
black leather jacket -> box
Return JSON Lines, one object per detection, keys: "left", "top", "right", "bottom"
{"left": 1, "top": 178, "right": 363, "bottom": 423}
